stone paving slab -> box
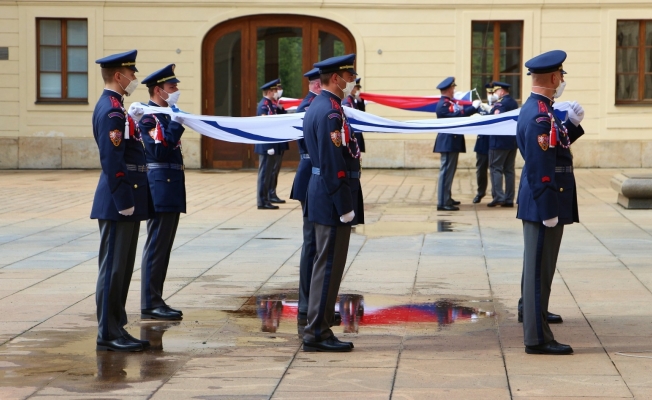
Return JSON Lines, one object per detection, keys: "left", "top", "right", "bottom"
{"left": 0, "top": 168, "right": 651, "bottom": 399}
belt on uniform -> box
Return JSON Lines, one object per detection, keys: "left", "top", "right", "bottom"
{"left": 555, "top": 166, "right": 573, "bottom": 173}
{"left": 312, "top": 167, "right": 361, "bottom": 179}
{"left": 126, "top": 164, "right": 147, "bottom": 172}
{"left": 300, "top": 154, "right": 311, "bottom": 160}
{"left": 147, "top": 163, "right": 185, "bottom": 171}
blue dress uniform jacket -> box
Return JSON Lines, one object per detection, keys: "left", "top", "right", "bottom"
{"left": 138, "top": 100, "right": 186, "bottom": 213}
{"left": 91, "top": 89, "right": 150, "bottom": 221}
{"left": 516, "top": 93, "right": 584, "bottom": 225}
{"left": 489, "top": 94, "right": 519, "bottom": 150}
{"left": 474, "top": 135, "right": 489, "bottom": 154}
{"left": 304, "top": 90, "right": 364, "bottom": 226}
{"left": 290, "top": 91, "right": 317, "bottom": 202}
{"left": 433, "top": 96, "right": 477, "bottom": 153}
{"left": 254, "top": 97, "right": 288, "bottom": 154}
{"left": 342, "top": 94, "right": 366, "bottom": 153}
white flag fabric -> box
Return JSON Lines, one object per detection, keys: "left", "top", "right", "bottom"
{"left": 130, "top": 101, "right": 573, "bottom": 144}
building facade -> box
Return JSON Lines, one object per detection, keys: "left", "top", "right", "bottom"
{"left": 1, "top": 1, "right": 651, "bottom": 169}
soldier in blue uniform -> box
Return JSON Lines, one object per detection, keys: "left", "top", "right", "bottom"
{"left": 353, "top": 78, "right": 365, "bottom": 112}
{"left": 473, "top": 83, "right": 494, "bottom": 204}
{"left": 487, "top": 81, "right": 520, "bottom": 207}
{"left": 91, "top": 50, "right": 151, "bottom": 352}
{"left": 516, "top": 50, "right": 585, "bottom": 355}
{"left": 130, "top": 64, "right": 185, "bottom": 321}
{"left": 269, "top": 83, "right": 289, "bottom": 203}
{"left": 303, "top": 54, "right": 363, "bottom": 352}
{"left": 434, "top": 77, "right": 481, "bottom": 211}
{"left": 255, "top": 79, "right": 286, "bottom": 209}
{"left": 342, "top": 77, "right": 366, "bottom": 152}
{"left": 290, "top": 67, "right": 321, "bottom": 330}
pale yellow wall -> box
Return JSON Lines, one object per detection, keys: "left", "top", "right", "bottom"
{"left": 1, "top": 1, "right": 652, "bottom": 168}
{"left": 0, "top": 5, "right": 19, "bottom": 137}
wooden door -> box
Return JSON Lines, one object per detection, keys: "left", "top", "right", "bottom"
{"left": 202, "top": 15, "right": 356, "bottom": 169}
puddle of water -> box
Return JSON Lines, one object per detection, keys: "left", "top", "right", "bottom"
{"left": 229, "top": 292, "right": 497, "bottom": 334}
{"left": 354, "top": 220, "right": 470, "bottom": 237}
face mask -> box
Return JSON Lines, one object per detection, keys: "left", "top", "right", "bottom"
{"left": 119, "top": 73, "right": 139, "bottom": 97}
{"left": 277, "top": 89, "right": 283, "bottom": 99}
{"left": 488, "top": 94, "right": 498, "bottom": 104}
{"left": 161, "top": 90, "right": 181, "bottom": 106}
{"left": 553, "top": 80, "right": 566, "bottom": 99}
{"left": 338, "top": 75, "right": 356, "bottom": 98}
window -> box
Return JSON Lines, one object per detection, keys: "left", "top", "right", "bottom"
{"left": 471, "top": 21, "right": 523, "bottom": 101}
{"left": 616, "top": 20, "right": 652, "bottom": 104}
{"left": 37, "top": 18, "right": 88, "bottom": 102}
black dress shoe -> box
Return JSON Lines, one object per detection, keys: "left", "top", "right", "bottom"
{"left": 473, "top": 195, "right": 484, "bottom": 204}
{"left": 451, "top": 199, "right": 461, "bottom": 206}
{"left": 123, "top": 332, "right": 150, "bottom": 348}
{"left": 269, "top": 197, "right": 286, "bottom": 204}
{"left": 437, "top": 205, "right": 459, "bottom": 211}
{"left": 257, "top": 203, "right": 279, "bottom": 210}
{"left": 97, "top": 337, "right": 144, "bottom": 352}
{"left": 518, "top": 311, "right": 563, "bottom": 324}
{"left": 525, "top": 340, "right": 573, "bottom": 355}
{"left": 501, "top": 203, "right": 514, "bottom": 208}
{"left": 141, "top": 307, "right": 183, "bottom": 321}
{"left": 333, "top": 335, "right": 354, "bottom": 349}
{"left": 164, "top": 305, "right": 183, "bottom": 316}
{"left": 546, "top": 312, "right": 563, "bottom": 324}
{"left": 303, "top": 336, "right": 353, "bottom": 352}
{"left": 487, "top": 200, "right": 505, "bottom": 207}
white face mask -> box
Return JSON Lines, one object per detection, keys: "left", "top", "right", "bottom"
{"left": 276, "top": 89, "right": 283, "bottom": 99}
{"left": 161, "top": 89, "right": 181, "bottom": 106}
{"left": 119, "top": 73, "right": 139, "bottom": 97}
{"left": 338, "top": 75, "right": 356, "bottom": 98}
{"left": 488, "top": 94, "right": 498, "bottom": 104}
{"left": 553, "top": 80, "right": 566, "bottom": 99}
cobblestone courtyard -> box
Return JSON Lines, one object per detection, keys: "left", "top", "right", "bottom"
{"left": 1, "top": 168, "right": 652, "bottom": 399}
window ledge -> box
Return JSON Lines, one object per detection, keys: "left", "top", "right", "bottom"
{"left": 35, "top": 101, "right": 89, "bottom": 105}
{"left": 614, "top": 103, "right": 652, "bottom": 107}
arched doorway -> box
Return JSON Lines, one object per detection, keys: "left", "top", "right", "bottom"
{"left": 201, "top": 15, "right": 356, "bottom": 169}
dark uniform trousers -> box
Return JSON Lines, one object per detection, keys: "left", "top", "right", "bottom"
{"left": 257, "top": 154, "right": 276, "bottom": 206}
{"left": 269, "top": 152, "right": 283, "bottom": 199}
{"left": 475, "top": 153, "right": 488, "bottom": 198}
{"left": 303, "top": 224, "right": 351, "bottom": 342}
{"left": 97, "top": 220, "right": 140, "bottom": 340}
{"left": 437, "top": 152, "right": 459, "bottom": 207}
{"left": 521, "top": 221, "right": 564, "bottom": 346}
{"left": 490, "top": 148, "right": 517, "bottom": 203}
{"left": 141, "top": 212, "right": 180, "bottom": 309}
{"left": 298, "top": 201, "right": 316, "bottom": 318}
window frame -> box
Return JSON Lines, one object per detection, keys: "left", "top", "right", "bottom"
{"left": 36, "top": 17, "right": 89, "bottom": 104}
{"left": 615, "top": 19, "right": 652, "bottom": 105}
{"left": 471, "top": 20, "right": 524, "bottom": 102}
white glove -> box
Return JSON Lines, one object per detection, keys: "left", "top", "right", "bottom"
{"left": 171, "top": 115, "right": 184, "bottom": 125}
{"left": 472, "top": 100, "right": 481, "bottom": 109}
{"left": 128, "top": 105, "right": 144, "bottom": 123}
{"left": 568, "top": 101, "right": 584, "bottom": 126}
{"left": 267, "top": 148, "right": 275, "bottom": 156}
{"left": 340, "top": 210, "right": 355, "bottom": 223}
{"left": 543, "top": 217, "right": 558, "bottom": 228}
{"left": 119, "top": 206, "right": 135, "bottom": 216}
{"left": 480, "top": 103, "right": 492, "bottom": 112}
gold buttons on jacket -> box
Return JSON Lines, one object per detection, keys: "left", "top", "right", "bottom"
{"left": 134, "top": 184, "right": 138, "bottom": 189}
{"left": 559, "top": 187, "right": 564, "bottom": 192}
{"left": 167, "top": 179, "right": 171, "bottom": 182}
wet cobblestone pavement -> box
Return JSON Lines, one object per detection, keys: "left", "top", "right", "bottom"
{"left": 1, "top": 168, "right": 652, "bottom": 399}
